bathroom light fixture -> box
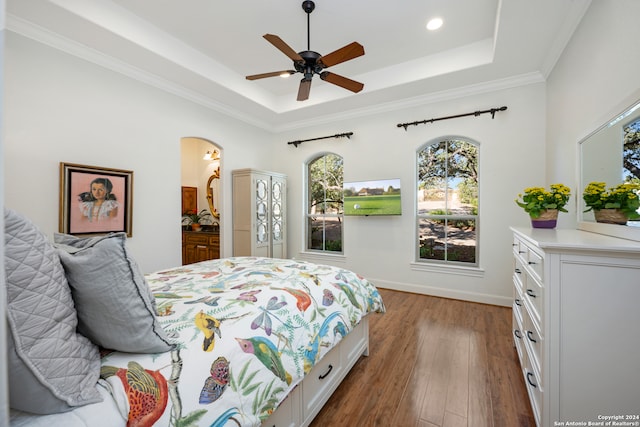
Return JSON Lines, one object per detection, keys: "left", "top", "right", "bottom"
{"left": 203, "top": 150, "right": 220, "bottom": 161}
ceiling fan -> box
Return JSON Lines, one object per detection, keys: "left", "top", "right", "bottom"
{"left": 245, "top": 0, "right": 365, "bottom": 101}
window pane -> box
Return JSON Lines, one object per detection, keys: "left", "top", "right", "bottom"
{"left": 417, "top": 139, "right": 478, "bottom": 265}
{"left": 307, "top": 216, "right": 324, "bottom": 250}
{"left": 418, "top": 218, "right": 476, "bottom": 263}
{"left": 418, "top": 218, "right": 446, "bottom": 261}
{"left": 307, "top": 216, "right": 342, "bottom": 252}
{"left": 307, "top": 153, "right": 343, "bottom": 252}
{"left": 445, "top": 220, "right": 476, "bottom": 263}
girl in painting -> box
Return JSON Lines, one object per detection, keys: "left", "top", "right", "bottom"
{"left": 78, "top": 177, "right": 119, "bottom": 222}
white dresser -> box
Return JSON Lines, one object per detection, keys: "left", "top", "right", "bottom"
{"left": 511, "top": 227, "right": 640, "bottom": 427}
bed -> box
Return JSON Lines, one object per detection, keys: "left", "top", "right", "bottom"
{"left": 5, "top": 209, "right": 385, "bottom": 427}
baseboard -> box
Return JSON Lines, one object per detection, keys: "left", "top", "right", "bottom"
{"left": 369, "top": 278, "right": 512, "bottom": 307}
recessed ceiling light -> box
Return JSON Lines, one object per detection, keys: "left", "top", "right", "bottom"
{"left": 426, "top": 17, "right": 443, "bottom": 31}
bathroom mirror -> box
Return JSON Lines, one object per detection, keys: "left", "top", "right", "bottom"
{"left": 578, "top": 98, "right": 640, "bottom": 241}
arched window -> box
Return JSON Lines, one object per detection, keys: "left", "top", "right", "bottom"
{"left": 623, "top": 117, "right": 640, "bottom": 181}
{"left": 306, "top": 153, "right": 343, "bottom": 252}
{"left": 417, "top": 138, "right": 478, "bottom": 265}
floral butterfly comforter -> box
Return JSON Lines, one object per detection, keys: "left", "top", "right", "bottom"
{"left": 100, "top": 256, "right": 385, "bottom": 427}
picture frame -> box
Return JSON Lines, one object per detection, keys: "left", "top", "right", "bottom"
{"left": 59, "top": 162, "right": 134, "bottom": 237}
{"left": 181, "top": 186, "right": 197, "bottom": 214}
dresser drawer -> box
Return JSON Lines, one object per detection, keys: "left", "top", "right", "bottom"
{"left": 513, "top": 310, "right": 526, "bottom": 361}
{"left": 523, "top": 301, "right": 543, "bottom": 377}
{"left": 523, "top": 273, "right": 543, "bottom": 327}
{"left": 513, "top": 236, "right": 528, "bottom": 260}
{"left": 513, "top": 283, "right": 525, "bottom": 325}
{"left": 524, "top": 357, "right": 542, "bottom": 427}
{"left": 340, "top": 319, "right": 368, "bottom": 366}
{"left": 302, "top": 345, "right": 343, "bottom": 416}
{"left": 526, "top": 249, "right": 544, "bottom": 283}
{"left": 184, "top": 233, "right": 210, "bottom": 245}
{"left": 262, "top": 387, "right": 299, "bottom": 427}
{"left": 513, "top": 257, "right": 526, "bottom": 294}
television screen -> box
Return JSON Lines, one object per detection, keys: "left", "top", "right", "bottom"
{"left": 343, "top": 178, "right": 402, "bottom": 216}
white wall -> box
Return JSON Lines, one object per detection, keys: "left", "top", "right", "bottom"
{"left": 4, "top": 1, "right": 638, "bottom": 307}
{"left": 274, "top": 83, "right": 546, "bottom": 305}
{"left": 546, "top": 0, "right": 640, "bottom": 217}
{"left": 4, "top": 31, "right": 550, "bottom": 307}
{"left": 3, "top": 33, "right": 271, "bottom": 272}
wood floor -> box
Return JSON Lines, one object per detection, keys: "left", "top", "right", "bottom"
{"left": 309, "top": 288, "right": 536, "bottom": 427}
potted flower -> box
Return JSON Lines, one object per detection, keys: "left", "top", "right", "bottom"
{"left": 515, "top": 183, "right": 571, "bottom": 228}
{"left": 182, "top": 209, "right": 213, "bottom": 231}
{"left": 582, "top": 181, "right": 640, "bottom": 224}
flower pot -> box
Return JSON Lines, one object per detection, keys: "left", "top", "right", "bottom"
{"left": 594, "top": 208, "right": 627, "bottom": 225}
{"left": 531, "top": 209, "right": 558, "bottom": 229}
{"left": 191, "top": 223, "right": 202, "bottom": 231}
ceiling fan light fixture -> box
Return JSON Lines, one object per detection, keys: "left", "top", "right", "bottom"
{"left": 426, "top": 17, "right": 443, "bottom": 31}
{"left": 245, "top": 0, "right": 365, "bottom": 101}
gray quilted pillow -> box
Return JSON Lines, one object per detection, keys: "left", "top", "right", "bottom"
{"left": 54, "top": 232, "right": 174, "bottom": 353}
{"left": 4, "top": 208, "right": 102, "bottom": 414}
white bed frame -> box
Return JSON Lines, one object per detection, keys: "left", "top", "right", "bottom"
{"left": 262, "top": 316, "right": 370, "bottom": 427}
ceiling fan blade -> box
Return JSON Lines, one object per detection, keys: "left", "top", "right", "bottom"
{"left": 246, "top": 70, "right": 295, "bottom": 80}
{"left": 320, "top": 72, "right": 364, "bottom": 93}
{"left": 263, "top": 34, "right": 304, "bottom": 62}
{"left": 297, "top": 78, "right": 312, "bottom": 101}
{"left": 318, "top": 42, "right": 365, "bottom": 68}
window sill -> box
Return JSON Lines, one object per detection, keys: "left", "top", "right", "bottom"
{"left": 410, "top": 261, "right": 485, "bottom": 277}
{"left": 296, "top": 251, "right": 347, "bottom": 265}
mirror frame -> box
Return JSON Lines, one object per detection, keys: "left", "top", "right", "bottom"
{"left": 206, "top": 167, "right": 221, "bottom": 219}
{"left": 578, "top": 97, "right": 640, "bottom": 242}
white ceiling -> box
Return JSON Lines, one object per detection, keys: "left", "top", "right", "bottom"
{"left": 6, "top": 0, "right": 591, "bottom": 130}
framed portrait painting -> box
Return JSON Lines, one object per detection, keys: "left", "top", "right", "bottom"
{"left": 59, "top": 163, "right": 134, "bottom": 237}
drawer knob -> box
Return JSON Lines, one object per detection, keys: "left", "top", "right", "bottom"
{"left": 514, "top": 268, "right": 522, "bottom": 274}
{"left": 528, "top": 261, "right": 537, "bottom": 265}
{"left": 526, "top": 372, "right": 537, "bottom": 388}
{"left": 526, "top": 289, "right": 536, "bottom": 298}
{"left": 519, "top": 250, "right": 526, "bottom": 254}
{"left": 514, "top": 329, "right": 523, "bottom": 339}
{"left": 319, "top": 364, "right": 333, "bottom": 380}
{"left": 514, "top": 299, "right": 522, "bottom": 307}
{"left": 526, "top": 330, "right": 537, "bottom": 343}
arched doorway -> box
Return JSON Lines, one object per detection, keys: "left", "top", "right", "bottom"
{"left": 180, "top": 137, "right": 222, "bottom": 264}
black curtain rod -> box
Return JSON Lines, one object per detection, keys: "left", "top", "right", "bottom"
{"left": 288, "top": 132, "right": 354, "bottom": 148}
{"left": 397, "top": 106, "right": 508, "bottom": 130}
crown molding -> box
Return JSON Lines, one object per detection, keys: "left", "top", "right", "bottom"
{"left": 273, "top": 72, "right": 546, "bottom": 132}
{"left": 6, "top": 14, "right": 274, "bottom": 131}
{"left": 7, "top": 14, "right": 546, "bottom": 135}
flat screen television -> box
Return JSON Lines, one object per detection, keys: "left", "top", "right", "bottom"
{"left": 343, "top": 178, "right": 402, "bottom": 216}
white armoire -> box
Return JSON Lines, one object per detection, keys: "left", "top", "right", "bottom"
{"left": 232, "top": 169, "right": 286, "bottom": 258}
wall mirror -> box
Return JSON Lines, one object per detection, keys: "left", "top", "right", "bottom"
{"left": 180, "top": 137, "right": 222, "bottom": 227}
{"left": 578, "top": 98, "right": 640, "bottom": 241}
